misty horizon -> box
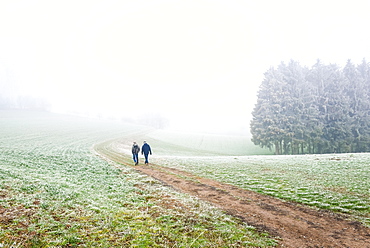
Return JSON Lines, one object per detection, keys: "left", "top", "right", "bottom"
{"left": 1, "top": 0, "right": 370, "bottom": 134}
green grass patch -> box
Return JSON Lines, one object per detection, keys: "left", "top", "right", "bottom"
{"left": 146, "top": 129, "right": 272, "bottom": 156}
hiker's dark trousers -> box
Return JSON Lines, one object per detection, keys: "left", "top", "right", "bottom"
{"left": 133, "top": 153, "right": 139, "bottom": 163}
{"left": 143, "top": 153, "right": 149, "bottom": 164}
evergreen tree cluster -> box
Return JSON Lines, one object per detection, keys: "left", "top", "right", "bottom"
{"left": 250, "top": 59, "right": 370, "bottom": 155}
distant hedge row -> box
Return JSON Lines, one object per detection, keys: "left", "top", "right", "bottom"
{"left": 0, "top": 95, "right": 50, "bottom": 110}
{"left": 250, "top": 59, "right": 370, "bottom": 154}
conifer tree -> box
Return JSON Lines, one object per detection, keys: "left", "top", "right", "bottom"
{"left": 278, "top": 60, "right": 307, "bottom": 154}
{"left": 251, "top": 59, "right": 370, "bottom": 154}
{"left": 351, "top": 59, "right": 370, "bottom": 152}
{"left": 250, "top": 68, "right": 286, "bottom": 154}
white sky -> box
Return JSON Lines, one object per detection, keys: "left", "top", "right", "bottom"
{"left": 1, "top": 0, "right": 370, "bottom": 134}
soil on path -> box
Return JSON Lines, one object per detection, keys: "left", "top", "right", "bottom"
{"left": 94, "top": 139, "right": 370, "bottom": 248}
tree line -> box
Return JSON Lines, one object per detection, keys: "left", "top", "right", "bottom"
{"left": 250, "top": 59, "right": 370, "bottom": 155}
{"left": 0, "top": 95, "right": 50, "bottom": 110}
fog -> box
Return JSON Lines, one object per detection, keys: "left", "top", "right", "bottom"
{"left": 1, "top": 0, "right": 370, "bottom": 134}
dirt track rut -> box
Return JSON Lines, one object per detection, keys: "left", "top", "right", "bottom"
{"left": 94, "top": 139, "right": 370, "bottom": 248}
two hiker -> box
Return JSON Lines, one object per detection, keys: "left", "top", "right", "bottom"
{"left": 132, "top": 141, "right": 152, "bottom": 165}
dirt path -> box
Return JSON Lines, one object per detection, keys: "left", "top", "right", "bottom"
{"left": 94, "top": 139, "right": 370, "bottom": 248}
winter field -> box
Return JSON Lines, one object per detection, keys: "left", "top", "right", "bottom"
{"left": 137, "top": 131, "right": 370, "bottom": 227}
{"left": 152, "top": 153, "right": 370, "bottom": 225}
{"left": 1, "top": 110, "right": 369, "bottom": 247}
{"left": 0, "top": 110, "right": 275, "bottom": 247}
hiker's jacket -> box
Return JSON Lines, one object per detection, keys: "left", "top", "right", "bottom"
{"left": 141, "top": 143, "right": 152, "bottom": 155}
{"left": 132, "top": 145, "right": 140, "bottom": 154}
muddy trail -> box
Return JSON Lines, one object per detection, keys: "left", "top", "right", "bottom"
{"left": 94, "top": 139, "right": 370, "bottom": 248}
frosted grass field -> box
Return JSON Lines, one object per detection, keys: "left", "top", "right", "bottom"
{"left": 112, "top": 118, "right": 370, "bottom": 227}
{"left": 109, "top": 121, "right": 370, "bottom": 227}
{"left": 0, "top": 110, "right": 276, "bottom": 247}
{"left": 1, "top": 110, "right": 369, "bottom": 247}
{"left": 151, "top": 153, "right": 370, "bottom": 227}
{"left": 136, "top": 128, "right": 370, "bottom": 227}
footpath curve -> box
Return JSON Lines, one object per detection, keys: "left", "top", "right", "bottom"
{"left": 94, "top": 139, "right": 370, "bottom": 248}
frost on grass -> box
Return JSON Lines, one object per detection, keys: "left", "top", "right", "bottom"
{"left": 153, "top": 153, "right": 370, "bottom": 227}
{"left": 0, "top": 111, "right": 276, "bottom": 247}
{"left": 132, "top": 182, "right": 276, "bottom": 247}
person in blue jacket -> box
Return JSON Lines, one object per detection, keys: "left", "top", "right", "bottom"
{"left": 141, "top": 141, "right": 152, "bottom": 165}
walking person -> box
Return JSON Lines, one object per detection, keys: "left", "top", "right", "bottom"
{"left": 141, "top": 141, "right": 152, "bottom": 165}
{"left": 132, "top": 142, "right": 140, "bottom": 165}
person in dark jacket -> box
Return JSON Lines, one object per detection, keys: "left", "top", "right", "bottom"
{"left": 141, "top": 141, "right": 152, "bottom": 165}
{"left": 132, "top": 142, "right": 140, "bottom": 165}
